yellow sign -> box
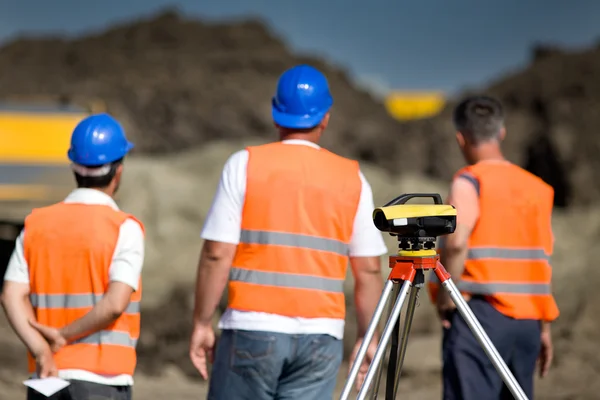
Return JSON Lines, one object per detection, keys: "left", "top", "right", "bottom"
{"left": 384, "top": 91, "right": 446, "bottom": 121}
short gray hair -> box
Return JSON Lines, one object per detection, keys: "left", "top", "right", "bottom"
{"left": 453, "top": 95, "right": 504, "bottom": 144}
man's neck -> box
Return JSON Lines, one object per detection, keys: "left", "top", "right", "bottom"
{"left": 470, "top": 144, "right": 505, "bottom": 165}
{"left": 279, "top": 132, "right": 319, "bottom": 144}
{"left": 78, "top": 186, "right": 115, "bottom": 197}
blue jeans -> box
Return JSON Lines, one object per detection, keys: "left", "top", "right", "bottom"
{"left": 442, "top": 296, "right": 541, "bottom": 400}
{"left": 208, "top": 329, "right": 343, "bottom": 400}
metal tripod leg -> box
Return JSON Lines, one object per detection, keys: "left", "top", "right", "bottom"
{"left": 441, "top": 278, "right": 529, "bottom": 400}
{"left": 384, "top": 286, "right": 403, "bottom": 399}
{"left": 371, "top": 283, "right": 400, "bottom": 399}
{"left": 356, "top": 279, "right": 413, "bottom": 400}
{"left": 389, "top": 269, "right": 424, "bottom": 399}
{"left": 340, "top": 280, "right": 395, "bottom": 400}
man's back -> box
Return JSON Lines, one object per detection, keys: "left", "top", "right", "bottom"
{"left": 243, "top": 141, "right": 361, "bottom": 250}
{"left": 24, "top": 201, "right": 141, "bottom": 376}
{"left": 229, "top": 141, "right": 362, "bottom": 320}
{"left": 453, "top": 160, "right": 557, "bottom": 320}
{"left": 464, "top": 161, "right": 554, "bottom": 248}
{"left": 26, "top": 203, "right": 126, "bottom": 291}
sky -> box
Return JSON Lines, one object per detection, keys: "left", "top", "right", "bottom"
{"left": 0, "top": 0, "right": 599, "bottom": 97}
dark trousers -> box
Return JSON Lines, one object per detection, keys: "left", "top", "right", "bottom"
{"left": 208, "top": 329, "right": 343, "bottom": 400}
{"left": 27, "top": 380, "right": 131, "bottom": 400}
{"left": 442, "top": 296, "right": 541, "bottom": 400}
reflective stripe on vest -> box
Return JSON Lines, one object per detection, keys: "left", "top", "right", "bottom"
{"left": 228, "top": 142, "right": 361, "bottom": 319}
{"left": 426, "top": 162, "right": 559, "bottom": 321}
{"left": 428, "top": 246, "right": 552, "bottom": 294}
{"left": 30, "top": 293, "right": 141, "bottom": 314}
{"left": 24, "top": 202, "right": 144, "bottom": 376}
{"left": 239, "top": 229, "right": 349, "bottom": 256}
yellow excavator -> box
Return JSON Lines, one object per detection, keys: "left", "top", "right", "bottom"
{"left": 0, "top": 100, "right": 101, "bottom": 287}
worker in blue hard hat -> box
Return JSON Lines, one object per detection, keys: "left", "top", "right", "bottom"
{"left": 2, "top": 113, "right": 146, "bottom": 400}
{"left": 191, "top": 64, "right": 387, "bottom": 399}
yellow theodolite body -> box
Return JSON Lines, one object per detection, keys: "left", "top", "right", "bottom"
{"left": 372, "top": 194, "right": 457, "bottom": 256}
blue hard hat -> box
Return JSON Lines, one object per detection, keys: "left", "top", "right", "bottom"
{"left": 272, "top": 64, "right": 333, "bottom": 129}
{"left": 67, "top": 113, "right": 134, "bottom": 166}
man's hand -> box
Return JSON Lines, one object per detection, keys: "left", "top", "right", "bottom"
{"left": 436, "top": 291, "right": 457, "bottom": 329}
{"left": 29, "top": 320, "right": 68, "bottom": 353}
{"left": 348, "top": 337, "right": 378, "bottom": 392}
{"left": 436, "top": 290, "right": 472, "bottom": 329}
{"left": 33, "top": 347, "right": 58, "bottom": 378}
{"left": 190, "top": 240, "right": 234, "bottom": 380}
{"left": 538, "top": 330, "right": 553, "bottom": 378}
{"left": 189, "top": 323, "right": 216, "bottom": 380}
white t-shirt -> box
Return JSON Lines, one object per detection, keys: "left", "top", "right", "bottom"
{"left": 4, "top": 188, "right": 145, "bottom": 386}
{"left": 201, "top": 139, "right": 388, "bottom": 339}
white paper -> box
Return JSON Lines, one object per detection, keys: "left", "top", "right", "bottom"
{"left": 23, "top": 377, "right": 70, "bottom": 397}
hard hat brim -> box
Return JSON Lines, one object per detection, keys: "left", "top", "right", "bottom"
{"left": 272, "top": 106, "right": 330, "bottom": 129}
{"left": 67, "top": 140, "right": 135, "bottom": 166}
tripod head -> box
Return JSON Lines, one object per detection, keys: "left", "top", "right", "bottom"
{"left": 372, "top": 193, "right": 457, "bottom": 251}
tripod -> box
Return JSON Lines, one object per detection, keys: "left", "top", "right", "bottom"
{"left": 339, "top": 244, "right": 529, "bottom": 400}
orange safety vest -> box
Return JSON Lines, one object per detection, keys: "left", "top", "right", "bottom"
{"left": 24, "top": 202, "right": 144, "bottom": 376}
{"left": 228, "top": 142, "right": 362, "bottom": 320}
{"left": 427, "top": 162, "right": 559, "bottom": 321}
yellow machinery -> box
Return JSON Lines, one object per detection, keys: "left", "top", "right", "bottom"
{"left": 0, "top": 101, "right": 97, "bottom": 223}
{"left": 384, "top": 91, "right": 446, "bottom": 121}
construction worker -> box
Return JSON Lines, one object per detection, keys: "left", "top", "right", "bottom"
{"left": 426, "top": 95, "right": 559, "bottom": 399}
{"left": 189, "top": 64, "right": 388, "bottom": 399}
{"left": 0, "top": 113, "right": 145, "bottom": 400}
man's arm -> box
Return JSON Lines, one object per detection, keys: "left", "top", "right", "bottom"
{"left": 439, "top": 176, "right": 480, "bottom": 279}
{"left": 542, "top": 211, "right": 555, "bottom": 334}
{"left": 193, "top": 150, "right": 247, "bottom": 326}
{"left": 1, "top": 230, "right": 52, "bottom": 357}
{"left": 192, "top": 241, "right": 237, "bottom": 326}
{"left": 60, "top": 283, "right": 135, "bottom": 342}
{"left": 350, "top": 257, "right": 383, "bottom": 337}
{"left": 349, "top": 171, "right": 387, "bottom": 337}
{"left": 2, "top": 282, "right": 52, "bottom": 357}
{"left": 56, "top": 218, "right": 145, "bottom": 343}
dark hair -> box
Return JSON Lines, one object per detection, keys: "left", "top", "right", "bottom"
{"left": 453, "top": 95, "right": 504, "bottom": 144}
{"left": 278, "top": 125, "right": 319, "bottom": 136}
{"left": 74, "top": 159, "right": 123, "bottom": 189}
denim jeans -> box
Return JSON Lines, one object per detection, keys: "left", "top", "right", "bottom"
{"left": 27, "top": 380, "right": 131, "bottom": 400}
{"left": 208, "top": 329, "right": 343, "bottom": 400}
